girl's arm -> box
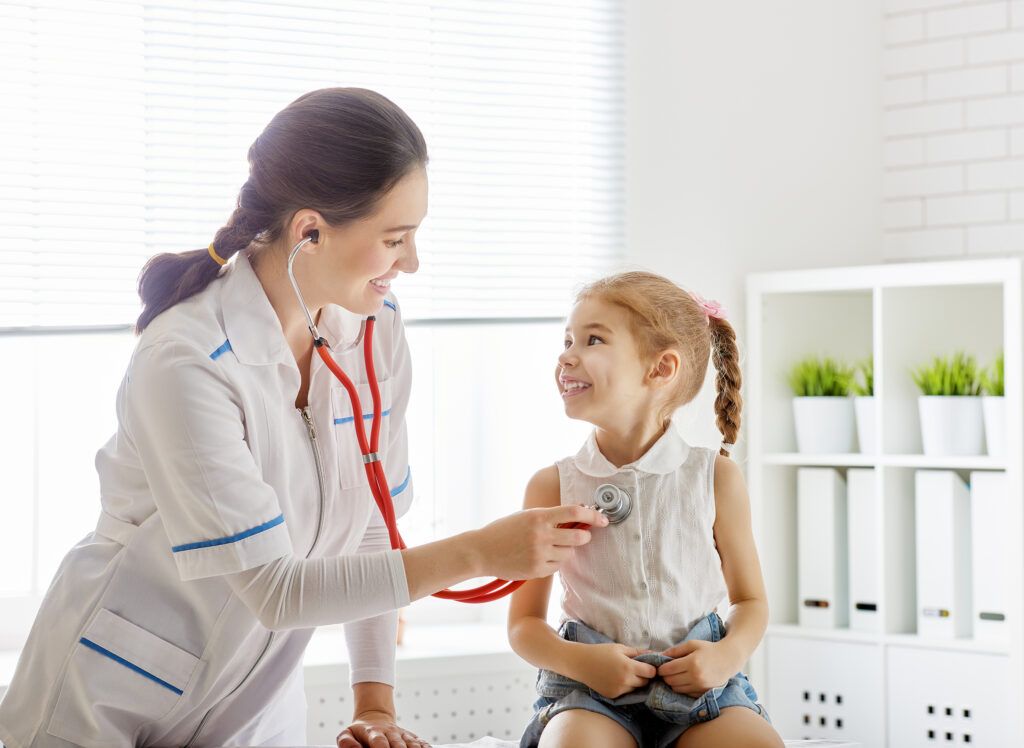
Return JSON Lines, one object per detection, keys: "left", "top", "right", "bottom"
{"left": 711, "top": 455, "right": 770, "bottom": 665}
{"left": 507, "top": 467, "right": 575, "bottom": 671}
{"left": 657, "top": 455, "right": 769, "bottom": 695}
{"left": 508, "top": 467, "right": 655, "bottom": 699}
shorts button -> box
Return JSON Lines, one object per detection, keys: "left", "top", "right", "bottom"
{"left": 698, "top": 709, "right": 707, "bottom": 717}
{"left": 640, "top": 581, "right": 648, "bottom": 590}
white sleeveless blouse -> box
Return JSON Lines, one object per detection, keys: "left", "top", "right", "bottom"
{"left": 555, "top": 425, "right": 728, "bottom": 651}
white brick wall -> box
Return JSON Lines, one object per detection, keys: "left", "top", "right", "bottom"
{"left": 883, "top": 0, "right": 1024, "bottom": 259}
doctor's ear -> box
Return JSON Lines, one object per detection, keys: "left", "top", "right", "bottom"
{"left": 289, "top": 209, "right": 325, "bottom": 250}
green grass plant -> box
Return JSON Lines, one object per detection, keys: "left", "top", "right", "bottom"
{"left": 789, "top": 356, "right": 854, "bottom": 397}
{"left": 911, "top": 352, "right": 982, "bottom": 397}
{"left": 981, "top": 351, "right": 1004, "bottom": 397}
{"left": 851, "top": 358, "right": 873, "bottom": 397}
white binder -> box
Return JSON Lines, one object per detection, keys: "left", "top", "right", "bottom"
{"left": 971, "top": 470, "right": 1009, "bottom": 644}
{"left": 847, "top": 468, "right": 880, "bottom": 632}
{"left": 798, "top": 467, "right": 849, "bottom": 628}
{"left": 914, "top": 470, "right": 972, "bottom": 639}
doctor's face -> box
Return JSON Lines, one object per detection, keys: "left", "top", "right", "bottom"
{"left": 317, "top": 166, "right": 427, "bottom": 315}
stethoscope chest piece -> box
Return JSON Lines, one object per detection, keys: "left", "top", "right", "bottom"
{"left": 593, "top": 483, "right": 632, "bottom": 524}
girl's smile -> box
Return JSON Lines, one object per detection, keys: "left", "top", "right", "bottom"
{"left": 558, "top": 297, "right": 650, "bottom": 423}
{"left": 558, "top": 375, "right": 592, "bottom": 398}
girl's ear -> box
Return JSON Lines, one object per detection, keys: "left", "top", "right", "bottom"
{"left": 648, "top": 350, "right": 681, "bottom": 388}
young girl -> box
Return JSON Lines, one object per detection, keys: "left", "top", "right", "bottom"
{"left": 508, "top": 272, "right": 784, "bottom": 748}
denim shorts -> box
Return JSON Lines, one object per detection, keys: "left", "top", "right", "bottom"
{"left": 519, "top": 613, "right": 769, "bottom": 748}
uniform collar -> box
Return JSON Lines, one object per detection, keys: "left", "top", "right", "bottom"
{"left": 221, "top": 252, "right": 369, "bottom": 366}
{"left": 573, "top": 423, "right": 691, "bottom": 478}
{"left": 220, "top": 252, "right": 294, "bottom": 366}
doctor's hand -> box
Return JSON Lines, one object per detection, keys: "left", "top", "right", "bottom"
{"left": 337, "top": 710, "right": 431, "bottom": 748}
{"left": 657, "top": 639, "right": 733, "bottom": 698}
{"left": 475, "top": 505, "right": 608, "bottom": 581}
{"left": 574, "top": 642, "right": 657, "bottom": 699}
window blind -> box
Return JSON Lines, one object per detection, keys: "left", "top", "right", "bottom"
{"left": 0, "top": 0, "right": 624, "bottom": 326}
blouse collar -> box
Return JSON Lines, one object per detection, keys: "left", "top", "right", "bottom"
{"left": 572, "top": 423, "right": 692, "bottom": 478}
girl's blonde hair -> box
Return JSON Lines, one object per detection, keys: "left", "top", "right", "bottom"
{"left": 576, "top": 271, "right": 742, "bottom": 456}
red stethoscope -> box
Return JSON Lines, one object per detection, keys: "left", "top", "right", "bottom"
{"left": 287, "top": 232, "right": 631, "bottom": 603}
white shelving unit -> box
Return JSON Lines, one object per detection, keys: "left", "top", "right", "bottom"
{"left": 746, "top": 259, "right": 1023, "bottom": 747}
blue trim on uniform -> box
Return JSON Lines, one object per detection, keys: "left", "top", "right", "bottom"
{"left": 382, "top": 299, "right": 396, "bottom": 311}
{"left": 334, "top": 408, "right": 392, "bottom": 426}
{"left": 79, "top": 638, "right": 184, "bottom": 695}
{"left": 171, "top": 514, "right": 285, "bottom": 553}
{"left": 389, "top": 467, "right": 409, "bottom": 495}
{"left": 209, "top": 339, "right": 232, "bottom": 360}
{"left": 390, "top": 466, "right": 411, "bottom": 497}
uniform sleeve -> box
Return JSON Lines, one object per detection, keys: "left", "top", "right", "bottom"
{"left": 385, "top": 298, "right": 414, "bottom": 519}
{"left": 125, "top": 339, "right": 292, "bottom": 580}
{"left": 343, "top": 512, "right": 401, "bottom": 686}
{"left": 222, "top": 540, "right": 409, "bottom": 635}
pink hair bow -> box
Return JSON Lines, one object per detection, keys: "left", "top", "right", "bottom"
{"left": 688, "top": 291, "right": 727, "bottom": 324}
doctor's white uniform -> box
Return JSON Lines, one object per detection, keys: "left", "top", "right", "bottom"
{"left": 0, "top": 253, "right": 414, "bottom": 748}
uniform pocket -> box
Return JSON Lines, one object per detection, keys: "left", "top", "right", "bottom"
{"left": 331, "top": 378, "right": 392, "bottom": 489}
{"left": 46, "top": 608, "right": 199, "bottom": 748}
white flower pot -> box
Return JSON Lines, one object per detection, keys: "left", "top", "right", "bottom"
{"left": 854, "top": 396, "right": 876, "bottom": 454}
{"left": 793, "top": 397, "right": 856, "bottom": 454}
{"left": 982, "top": 395, "right": 1006, "bottom": 460}
{"left": 917, "top": 396, "right": 984, "bottom": 457}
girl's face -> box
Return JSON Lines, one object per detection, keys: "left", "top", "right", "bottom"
{"left": 315, "top": 166, "right": 428, "bottom": 315}
{"left": 557, "top": 296, "right": 655, "bottom": 428}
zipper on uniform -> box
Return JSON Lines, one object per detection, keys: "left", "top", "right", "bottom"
{"left": 181, "top": 409, "right": 328, "bottom": 747}
{"left": 301, "top": 406, "right": 328, "bottom": 558}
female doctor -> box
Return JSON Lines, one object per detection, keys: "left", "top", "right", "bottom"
{"left": 0, "top": 88, "right": 606, "bottom": 748}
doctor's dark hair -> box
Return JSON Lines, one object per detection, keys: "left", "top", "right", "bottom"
{"left": 575, "top": 272, "right": 742, "bottom": 456}
{"left": 135, "top": 87, "right": 428, "bottom": 332}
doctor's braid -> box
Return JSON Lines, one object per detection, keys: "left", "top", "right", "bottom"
{"left": 709, "top": 316, "right": 742, "bottom": 456}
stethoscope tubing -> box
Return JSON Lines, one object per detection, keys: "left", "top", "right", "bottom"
{"left": 290, "top": 235, "right": 525, "bottom": 603}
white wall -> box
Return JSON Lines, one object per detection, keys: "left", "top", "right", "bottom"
{"left": 624, "top": 0, "right": 884, "bottom": 446}
{"left": 881, "top": 0, "right": 1024, "bottom": 259}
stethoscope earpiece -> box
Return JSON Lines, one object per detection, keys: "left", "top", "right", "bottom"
{"left": 592, "top": 483, "right": 632, "bottom": 524}
{"left": 307, "top": 228, "right": 319, "bottom": 242}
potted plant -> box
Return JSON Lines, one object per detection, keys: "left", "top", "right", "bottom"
{"left": 852, "top": 358, "right": 875, "bottom": 454}
{"left": 789, "top": 356, "right": 856, "bottom": 454}
{"left": 911, "top": 352, "right": 984, "bottom": 457}
{"left": 981, "top": 351, "right": 1004, "bottom": 459}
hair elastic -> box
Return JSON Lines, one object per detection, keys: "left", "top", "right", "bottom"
{"left": 208, "top": 243, "right": 228, "bottom": 266}
{"left": 720, "top": 441, "right": 735, "bottom": 455}
{"left": 688, "top": 291, "right": 726, "bottom": 325}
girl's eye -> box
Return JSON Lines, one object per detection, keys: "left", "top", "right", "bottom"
{"left": 563, "top": 338, "right": 573, "bottom": 350}
{"left": 588, "top": 335, "right": 603, "bottom": 345}
{"left": 385, "top": 238, "right": 405, "bottom": 249}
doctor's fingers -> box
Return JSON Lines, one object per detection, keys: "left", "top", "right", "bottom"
{"left": 547, "top": 503, "right": 609, "bottom": 530}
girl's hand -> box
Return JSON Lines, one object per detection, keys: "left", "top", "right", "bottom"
{"left": 337, "top": 710, "right": 431, "bottom": 748}
{"left": 475, "top": 505, "right": 608, "bottom": 580}
{"left": 575, "top": 642, "right": 657, "bottom": 699}
{"left": 656, "top": 639, "right": 735, "bottom": 698}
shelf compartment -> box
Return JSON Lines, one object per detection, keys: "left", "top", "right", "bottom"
{"left": 879, "top": 283, "right": 1003, "bottom": 457}
{"left": 757, "top": 290, "right": 873, "bottom": 454}
{"left": 766, "top": 635, "right": 884, "bottom": 747}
